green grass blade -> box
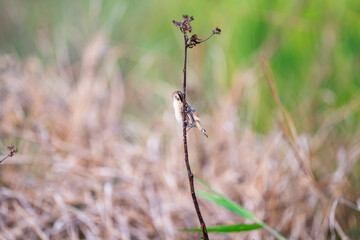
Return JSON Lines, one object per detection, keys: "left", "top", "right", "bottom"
{"left": 196, "top": 189, "right": 256, "bottom": 220}
{"left": 195, "top": 183, "right": 287, "bottom": 240}
{"left": 183, "top": 223, "right": 263, "bottom": 233}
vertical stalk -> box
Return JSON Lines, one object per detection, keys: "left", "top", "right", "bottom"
{"left": 182, "top": 36, "right": 209, "bottom": 240}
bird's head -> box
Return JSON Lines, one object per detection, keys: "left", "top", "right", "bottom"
{"left": 172, "top": 91, "right": 184, "bottom": 103}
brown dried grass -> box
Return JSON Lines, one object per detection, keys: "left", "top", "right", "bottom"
{"left": 0, "top": 34, "right": 359, "bottom": 240}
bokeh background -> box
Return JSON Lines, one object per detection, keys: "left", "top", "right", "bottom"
{"left": 0, "top": 0, "right": 359, "bottom": 239}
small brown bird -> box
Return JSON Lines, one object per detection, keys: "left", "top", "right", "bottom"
{"left": 172, "top": 91, "right": 208, "bottom": 138}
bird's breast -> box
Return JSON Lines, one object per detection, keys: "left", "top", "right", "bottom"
{"left": 173, "top": 102, "right": 183, "bottom": 125}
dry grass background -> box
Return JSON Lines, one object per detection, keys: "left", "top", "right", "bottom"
{"left": 0, "top": 32, "right": 359, "bottom": 240}
{"left": 1, "top": 1, "right": 360, "bottom": 239}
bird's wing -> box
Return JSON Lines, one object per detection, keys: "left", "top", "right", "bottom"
{"left": 186, "top": 102, "right": 196, "bottom": 112}
{"left": 188, "top": 103, "right": 201, "bottom": 120}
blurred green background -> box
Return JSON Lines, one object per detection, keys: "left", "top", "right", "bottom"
{"left": 1, "top": 0, "right": 360, "bottom": 135}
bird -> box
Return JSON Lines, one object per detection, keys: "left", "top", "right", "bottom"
{"left": 172, "top": 91, "right": 208, "bottom": 138}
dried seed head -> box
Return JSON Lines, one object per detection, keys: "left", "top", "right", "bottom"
{"left": 190, "top": 34, "right": 200, "bottom": 42}
{"left": 172, "top": 20, "right": 182, "bottom": 29}
{"left": 188, "top": 34, "right": 202, "bottom": 48}
{"left": 7, "top": 145, "right": 18, "bottom": 157}
{"left": 213, "top": 27, "right": 221, "bottom": 35}
{"left": 0, "top": 145, "right": 18, "bottom": 163}
{"left": 173, "top": 14, "right": 221, "bottom": 48}
{"left": 172, "top": 14, "right": 194, "bottom": 33}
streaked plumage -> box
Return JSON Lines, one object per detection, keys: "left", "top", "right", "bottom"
{"left": 172, "top": 91, "right": 208, "bottom": 138}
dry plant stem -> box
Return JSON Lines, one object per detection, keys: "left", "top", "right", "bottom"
{"left": 261, "top": 54, "right": 336, "bottom": 237}
{"left": 261, "top": 54, "right": 326, "bottom": 203}
{"left": 182, "top": 35, "right": 209, "bottom": 240}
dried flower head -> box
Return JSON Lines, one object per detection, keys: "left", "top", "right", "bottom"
{"left": 0, "top": 145, "right": 18, "bottom": 163}
{"left": 188, "top": 34, "right": 202, "bottom": 48}
{"left": 213, "top": 27, "right": 221, "bottom": 35}
{"left": 173, "top": 14, "right": 221, "bottom": 49}
{"left": 172, "top": 14, "right": 194, "bottom": 33}
{"left": 190, "top": 34, "right": 200, "bottom": 42}
{"left": 7, "top": 145, "right": 18, "bottom": 157}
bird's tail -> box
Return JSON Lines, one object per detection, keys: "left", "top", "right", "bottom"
{"left": 194, "top": 119, "right": 208, "bottom": 139}
{"left": 201, "top": 128, "right": 208, "bottom": 138}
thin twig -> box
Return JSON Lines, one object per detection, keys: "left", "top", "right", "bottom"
{"left": 199, "top": 33, "right": 215, "bottom": 43}
{"left": 182, "top": 35, "right": 209, "bottom": 240}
